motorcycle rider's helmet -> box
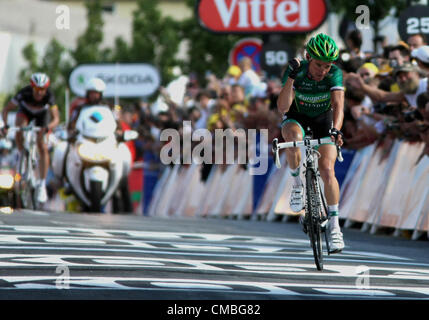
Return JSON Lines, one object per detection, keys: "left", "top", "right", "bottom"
{"left": 85, "top": 77, "right": 106, "bottom": 104}
{"left": 85, "top": 77, "right": 106, "bottom": 94}
{"left": 30, "top": 73, "right": 50, "bottom": 89}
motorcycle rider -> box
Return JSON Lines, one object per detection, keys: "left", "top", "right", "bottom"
{"left": 64, "top": 77, "right": 133, "bottom": 213}
{"left": 68, "top": 77, "right": 108, "bottom": 133}
{"left": 1, "top": 73, "right": 60, "bottom": 203}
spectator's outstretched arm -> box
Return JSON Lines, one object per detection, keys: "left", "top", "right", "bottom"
{"left": 347, "top": 73, "right": 404, "bottom": 103}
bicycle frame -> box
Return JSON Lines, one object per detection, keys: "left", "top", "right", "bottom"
{"left": 272, "top": 135, "right": 343, "bottom": 270}
{"left": 10, "top": 123, "right": 42, "bottom": 209}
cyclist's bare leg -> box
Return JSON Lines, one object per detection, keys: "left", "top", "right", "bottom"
{"left": 15, "top": 113, "right": 28, "bottom": 153}
{"left": 318, "top": 144, "right": 340, "bottom": 206}
{"left": 36, "top": 131, "right": 49, "bottom": 180}
{"left": 282, "top": 122, "right": 305, "bottom": 212}
{"left": 318, "top": 143, "right": 344, "bottom": 250}
{"left": 281, "top": 122, "right": 303, "bottom": 170}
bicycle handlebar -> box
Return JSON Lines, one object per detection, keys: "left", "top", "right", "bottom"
{"left": 6, "top": 126, "right": 43, "bottom": 132}
{"left": 272, "top": 137, "right": 343, "bottom": 169}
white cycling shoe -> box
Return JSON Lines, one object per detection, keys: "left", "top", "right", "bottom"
{"left": 290, "top": 184, "right": 304, "bottom": 212}
{"left": 36, "top": 184, "right": 48, "bottom": 203}
{"left": 329, "top": 230, "right": 345, "bottom": 254}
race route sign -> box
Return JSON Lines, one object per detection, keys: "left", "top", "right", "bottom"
{"left": 228, "top": 38, "right": 263, "bottom": 72}
{"left": 197, "top": 0, "right": 327, "bottom": 34}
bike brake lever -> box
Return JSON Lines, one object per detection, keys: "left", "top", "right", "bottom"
{"left": 337, "top": 145, "right": 344, "bottom": 163}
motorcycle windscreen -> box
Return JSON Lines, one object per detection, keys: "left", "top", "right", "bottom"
{"left": 76, "top": 105, "right": 117, "bottom": 139}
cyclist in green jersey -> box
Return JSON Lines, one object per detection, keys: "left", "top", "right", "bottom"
{"left": 277, "top": 33, "right": 345, "bottom": 253}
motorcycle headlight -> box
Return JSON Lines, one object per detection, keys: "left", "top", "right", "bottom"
{"left": 0, "top": 173, "right": 14, "bottom": 189}
{"left": 77, "top": 142, "right": 113, "bottom": 163}
{"left": 0, "top": 207, "right": 13, "bottom": 215}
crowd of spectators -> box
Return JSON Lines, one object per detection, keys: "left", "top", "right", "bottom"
{"left": 121, "top": 29, "right": 429, "bottom": 171}
{"left": 340, "top": 30, "right": 429, "bottom": 161}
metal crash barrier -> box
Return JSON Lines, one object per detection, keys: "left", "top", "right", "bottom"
{"left": 146, "top": 140, "right": 428, "bottom": 240}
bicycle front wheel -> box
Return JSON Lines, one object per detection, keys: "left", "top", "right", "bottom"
{"left": 305, "top": 168, "right": 324, "bottom": 271}
{"left": 18, "top": 150, "right": 36, "bottom": 210}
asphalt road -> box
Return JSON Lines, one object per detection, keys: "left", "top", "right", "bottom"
{"left": 0, "top": 209, "right": 428, "bottom": 304}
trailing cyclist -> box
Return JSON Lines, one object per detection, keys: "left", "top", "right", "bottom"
{"left": 277, "top": 33, "right": 345, "bottom": 253}
{"left": 1, "top": 73, "right": 60, "bottom": 204}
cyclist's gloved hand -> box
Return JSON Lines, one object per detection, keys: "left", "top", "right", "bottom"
{"left": 287, "top": 58, "right": 301, "bottom": 80}
{"left": 329, "top": 128, "right": 344, "bottom": 146}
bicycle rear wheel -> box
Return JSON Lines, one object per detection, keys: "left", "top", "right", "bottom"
{"left": 305, "top": 168, "right": 324, "bottom": 271}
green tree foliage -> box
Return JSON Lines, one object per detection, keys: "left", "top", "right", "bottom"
{"left": 72, "top": 0, "right": 104, "bottom": 64}
{"left": 180, "top": 0, "right": 242, "bottom": 82}
{"left": 127, "top": 0, "right": 182, "bottom": 84}
{"left": 41, "top": 39, "right": 73, "bottom": 122}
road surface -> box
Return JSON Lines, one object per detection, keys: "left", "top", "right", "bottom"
{"left": 0, "top": 209, "right": 428, "bottom": 303}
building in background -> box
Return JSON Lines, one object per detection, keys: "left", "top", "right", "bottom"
{"left": 0, "top": 0, "right": 191, "bottom": 99}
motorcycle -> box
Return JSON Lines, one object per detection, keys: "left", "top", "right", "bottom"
{"left": 0, "top": 139, "right": 17, "bottom": 213}
{"left": 52, "top": 105, "right": 138, "bottom": 213}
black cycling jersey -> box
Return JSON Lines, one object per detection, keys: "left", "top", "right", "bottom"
{"left": 12, "top": 85, "right": 56, "bottom": 114}
{"left": 12, "top": 86, "right": 57, "bottom": 127}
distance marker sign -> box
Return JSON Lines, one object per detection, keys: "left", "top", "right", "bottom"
{"left": 228, "top": 38, "right": 263, "bottom": 72}
{"left": 260, "top": 41, "right": 295, "bottom": 78}
{"left": 398, "top": 5, "right": 429, "bottom": 42}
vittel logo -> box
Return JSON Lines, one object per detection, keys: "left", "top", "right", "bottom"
{"left": 198, "top": 0, "right": 327, "bottom": 33}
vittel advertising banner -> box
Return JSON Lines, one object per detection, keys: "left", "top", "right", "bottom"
{"left": 69, "top": 63, "right": 161, "bottom": 98}
{"left": 197, "top": 0, "right": 327, "bottom": 33}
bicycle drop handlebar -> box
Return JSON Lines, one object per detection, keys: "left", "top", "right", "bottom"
{"left": 272, "top": 137, "right": 343, "bottom": 169}
{"left": 7, "top": 126, "right": 43, "bottom": 132}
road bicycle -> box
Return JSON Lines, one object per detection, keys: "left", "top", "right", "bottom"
{"left": 272, "top": 132, "right": 343, "bottom": 271}
{"left": 10, "top": 123, "right": 42, "bottom": 210}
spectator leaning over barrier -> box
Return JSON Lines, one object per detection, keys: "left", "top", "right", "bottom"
{"left": 356, "top": 62, "right": 380, "bottom": 111}
{"left": 411, "top": 45, "right": 429, "bottom": 74}
{"left": 345, "top": 29, "right": 365, "bottom": 59}
{"left": 238, "top": 56, "right": 261, "bottom": 97}
{"left": 388, "top": 43, "right": 411, "bottom": 68}
{"left": 407, "top": 33, "right": 428, "bottom": 52}
{"left": 225, "top": 65, "right": 242, "bottom": 85}
{"left": 277, "top": 33, "right": 345, "bottom": 253}
{"left": 194, "top": 89, "right": 214, "bottom": 130}
{"left": 347, "top": 62, "right": 427, "bottom": 109}
{"left": 343, "top": 86, "right": 379, "bottom": 150}
{"left": 416, "top": 92, "right": 429, "bottom": 157}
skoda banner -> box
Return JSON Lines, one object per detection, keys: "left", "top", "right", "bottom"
{"left": 69, "top": 63, "right": 161, "bottom": 98}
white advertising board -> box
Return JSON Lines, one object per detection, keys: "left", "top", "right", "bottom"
{"left": 69, "top": 63, "right": 161, "bottom": 98}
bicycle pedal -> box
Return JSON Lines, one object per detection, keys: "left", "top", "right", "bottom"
{"left": 320, "top": 219, "right": 329, "bottom": 229}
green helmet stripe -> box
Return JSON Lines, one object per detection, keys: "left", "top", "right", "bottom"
{"left": 306, "top": 33, "right": 338, "bottom": 62}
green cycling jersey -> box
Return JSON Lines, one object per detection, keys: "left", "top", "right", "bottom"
{"left": 282, "top": 60, "right": 344, "bottom": 118}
